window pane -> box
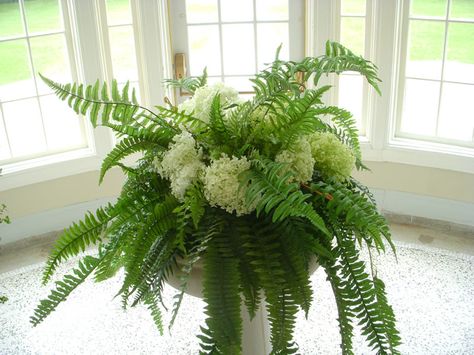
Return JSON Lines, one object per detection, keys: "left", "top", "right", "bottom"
{"left": 338, "top": 74, "right": 364, "bottom": 131}
{"left": 40, "top": 95, "right": 86, "bottom": 151}
{"left": 222, "top": 24, "right": 255, "bottom": 75}
{"left": 109, "top": 26, "right": 139, "bottom": 82}
{"left": 224, "top": 76, "right": 253, "bottom": 92}
{"left": 401, "top": 79, "right": 440, "bottom": 136}
{"left": 257, "top": 23, "right": 289, "bottom": 70}
{"left": 30, "top": 34, "right": 71, "bottom": 94}
{"left": 24, "top": 0, "right": 62, "bottom": 33}
{"left": 340, "top": 17, "right": 365, "bottom": 55}
{"left": 450, "top": 0, "right": 474, "bottom": 19}
{"left": 438, "top": 83, "right": 474, "bottom": 141}
{"left": 255, "top": 0, "right": 288, "bottom": 21}
{"left": 107, "top": 0, "right": 131, "bottom": 26}
{"left": 406, "top": 20, "right": 445, "bottom": 80}
{"left": 0, "top": 111, "right": 11, "bottom": 160}
{"left": 220, "top": 0, "right": 253, "bottom": 22}
{"left": 0, "top": 40, "right": 35, "bottom": 101}
{"left": 2, "top": 98, "right": 47, "bottom": 157}
{"left": 341, "top": 0, "right": 366, "bottom": 15}
{"left": 186, "top": 0, "right": 218, "bottom": 24}
{"left": 0, "top": 0, "right": 24, "bottom": 38}
{"left": 188, "top": 25, "right": 221, "bottom": 76}
{"left": 411, "top": 0, "right": 447, "bottom": 18}
{"left": 444, "top": 23, "right": 474, "bottom": 84}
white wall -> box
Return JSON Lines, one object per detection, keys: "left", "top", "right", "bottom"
{"left": 0, "top": 162, "right": 473, "bottom": 245}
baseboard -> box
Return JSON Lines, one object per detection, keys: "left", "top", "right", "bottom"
{"left": 0, "top": 190, "right": 472, "bottom": 246}
{"left": 0, "top": 197, "right": 117, "bottom": 246}
{"left": 370, "top": 189, "right": 474, "bottom": 229}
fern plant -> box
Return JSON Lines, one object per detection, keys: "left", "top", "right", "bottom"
{"left": 32, "top": 41, "right": 400, "bottom": 354}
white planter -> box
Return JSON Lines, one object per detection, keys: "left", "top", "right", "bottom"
{"left": 167, "top": 258, "right": 319, "bottom": 355}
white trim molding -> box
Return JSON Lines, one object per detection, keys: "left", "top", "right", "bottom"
{"left": 0, "top": 197, "right": 117, "bottom": 246}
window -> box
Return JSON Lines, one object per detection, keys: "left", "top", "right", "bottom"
{"left": 169, "top": 0, "right": 304, "bottom": 95}
{"left": 0, "top": 0, "right": 87, "bottom": 165}
{"left": 397, "top": 0, "right": 474, "bottom": 147}
{"left": 336, "top": 0, "right": 374, "bottom": 136}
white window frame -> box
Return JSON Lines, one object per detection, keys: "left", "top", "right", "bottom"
{"left": 2, "top": 0, "right": 473, "bottom": 193}
{"left": 0, "top": 0, "right": 173, "bottom": 191}
{"left": 306, "top": 0, "right": 474, "bottom": 174}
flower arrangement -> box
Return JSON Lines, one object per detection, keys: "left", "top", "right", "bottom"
{"left": 32, "top": 42, "right": 400, "bottom": 354}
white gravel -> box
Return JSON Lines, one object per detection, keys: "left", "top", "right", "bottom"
{"left": 1, "top": 241, "right": 473, "bottom": 354}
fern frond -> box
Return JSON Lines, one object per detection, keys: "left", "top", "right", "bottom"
{"left": 241, "top": 159, "right": 330, "bottom": 236}
{"left": 164, "top": 67, "right": 208, "bottom": 94}
{"left": 143, "top": 292, "right": 165, "bottom": 335}
{"left": 31, "top": 255, "right": 101, "bottom": 326}
{"left": 201, "top": 224, "right": 242, "bottom": 354}
{"left": 310, "top": 180, "right": 393, "bottom": 252}
{"left": 42, "top": 205, "right": 115, "bottom": 284}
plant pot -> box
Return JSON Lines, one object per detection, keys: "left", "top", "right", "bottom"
{"left": 166, "top": 257, "right": 319, "bottom": 354}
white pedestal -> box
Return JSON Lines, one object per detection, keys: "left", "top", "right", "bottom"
{"left": 167, "top": 258, "right": 318, "bottom": 354}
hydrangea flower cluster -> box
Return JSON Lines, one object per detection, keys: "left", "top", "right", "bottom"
{"left": 275, "top": 138, "right": 314, "bottom": 183}
{"left": 156, "top": 131, "right": 205, "bottom": 200}
{"left": 203, "top": 155, "right": 253, "bottom": 216}
{"left": 178, "top": 82, "right": 240, "bottom": 124}
{"left": 307, "top": 131, "right": 356, "bottom": 180}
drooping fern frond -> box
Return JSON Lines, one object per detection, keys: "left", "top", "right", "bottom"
{"left": 41, "top": 205, "right": 115, "bottom": 285}
{"left": 40, "top": 74, "right": 176, "bottom": 132}
{"left": 200, "top": 220, "right": 242, "bottom": 354}
{"left": 241, "top": 159, "right": 330, "bottom": 237}
{"left": 313, "top": 41, "right": 381, "bottom": 94}
{"left": 143, "top": 292, "right": 165, "bottom": 335}
{"left": 335, "top": 236, "right": 397, "bottom": 354}
{"left": 31, "top": 255, "right": 102, "bottom": 326}
{"left": 310, "top": 180, "right": 393, "bottom": 253}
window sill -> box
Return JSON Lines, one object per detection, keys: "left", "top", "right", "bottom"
{"left": 361, "top": 138, "right": 474, "bottom": 174}
{"left": 0, "top": 148, "right": 103, "bottom": 191}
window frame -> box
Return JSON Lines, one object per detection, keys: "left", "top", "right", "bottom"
{"left": 306, "top": 0, "right": 474, "bottom": 174}
{"left": 0, "top": 0, "right": 173, "bottom": 191}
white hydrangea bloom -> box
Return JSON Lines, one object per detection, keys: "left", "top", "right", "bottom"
{"left": 275, "top": 138, "right": 315, "bottom": 183}
{"left": 203, "top": 155, "right": 254, "bottom": 216}
{"left": 178, "top": 82, "right": 240, "bottom": 123}
{"left": 307, "top": 131, "right": 355, "bottom": 180}
{"left": 156, "top": 131, "right": 205, "bottom": 200}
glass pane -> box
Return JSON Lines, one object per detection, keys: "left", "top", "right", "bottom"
{"left": 450, "top": 0, "right": 474, "bottom": 19}
{"left": 411, "top": 0, "right": 447, "bottom": 18}
{"left": 186, "top": 0, "right": 218, "bottom": 24}
{"left": 2, "top": 98, "right": 47, "bottom": 157}
{"left": 24, "top": 0, "right": 62, "bottom": 33}
{"left": 340, "top": 17, "right": 365, "bottom": 55}
{"left": 438, "top": 83, "right": 474, "bottom": 141}
{"left": 224, "top": 76, "right": 253, "bottom": 92}
{"left": 400, "top": 79, "right": 440, "bottom": 136}
{"left": 222, "top": 24, "right": 255, "bottom": 75}
{"left": 0, "top": 40, "right": 35, "bottom": 102}
{"left": 188, "top": 25, "right": 221, "bottom": 76}
{"left": 256, "top": 0, "right": 288, "bottom": 21}
{"left": 30, "top": 34, "right": 71, "bottom": 94}
{"left": 221, "top": 0, "right": 253, "bottom": 22}
{"left": 107, "top": 0, "right": 131, "bottom": 25}
{"left": 406, "top": 20, "right": 445, "bottom": 80}
{"left": 444, "top": 23, "right": 474, "bottom": 84}
{"left": 40, "top": 95, "right": 86, "bottom": 151}
{"left": 338, "top": 74, "right": 364, "bottom": 132}
{"left": 0, "top": 0, "right": 24, "bottom": 38}
{"left": 109, "top": 26, "right": 138, "bottom": 82}
{"left": 341, "top": 0, "right": 366, "bottom": 15}
{"left": 257, "top": 23, "right": 289, "bottom": 70}
{"left": 0, "top": 111, "right": 11, "bottom": 161}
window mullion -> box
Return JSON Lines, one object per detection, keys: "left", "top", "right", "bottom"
{"left": 434, "top": 0, "right": 452, "bottom": 137}
{"left": 68, "top": 0, "right": 112, "bottom": 159}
